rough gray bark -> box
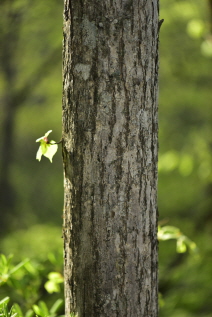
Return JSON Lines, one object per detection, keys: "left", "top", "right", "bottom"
{"left": 62, "top": 0, "right": 159, "bottom": 316}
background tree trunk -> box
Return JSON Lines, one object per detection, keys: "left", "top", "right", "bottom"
{"left": 62, "top": 0, "right": 159, "bottom": 316}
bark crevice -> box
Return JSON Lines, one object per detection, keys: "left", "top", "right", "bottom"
{"left": 62, "top": 1, "right": 159, "bottom": 316}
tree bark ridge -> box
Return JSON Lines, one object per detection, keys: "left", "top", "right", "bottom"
{"left": 62, "top": 1, "right": 159, "bottom": 316}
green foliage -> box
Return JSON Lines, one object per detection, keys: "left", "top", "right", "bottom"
{"left": 44, "top": 273, "right": 63, "bottom": 294}
{"left": 0, "top": 254, "right": 64, "bottom": 317}
{"left": 1, "top": 0, "right": 212, "bottom": 316}
{"left": 36, "top": 131, "right": 58, "bottom": 163}
{"left": 0, "top": 253, "right": 63, "bottom": 298}
{"left": 0, "top": 298, "right": 16, "bottom": 317}
{"left": 32, "top": 299, "right": 64, "bottom": 317}
{"left": 159, "top": 0, "right": 212, "bottom": 315}
{"left": 0, "top": 297, "right": 63, "bottom": 317}
{"left": 0, "top": 226, "right": 63, "bottom": 311}
{"left": 0, "top": 254, "right": 30, "bottom": 287}
{"left": 158, "top": 226, "right": 197, "bottom": 253}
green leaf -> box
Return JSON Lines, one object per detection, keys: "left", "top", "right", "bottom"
{"left": 41, "top": 142, "right": 48, "bottom": 155}
{"left": 49, "top": 299, "right": 63, "bottom": 314}
{"left": 47, "top": 272, "right": 63, "bottom": 282}
{"left": 12, "top": 304, "right": 23, "bottom": 317}
{"left": 32, "top": 302, "right": 49, "bottom": 317}
{"left": 25, "top": 309, "right": 34, "bottom": 317}
{"left": 177, "top": 238, "right": 187, "bottom": 253}
{"left": 0, "top": 297, "right": 10, "bottom": 307}
{"left": 44, "top": 280, "right": 60, "bottom": 293}
{"left": 36, "top": 131, "right": 58, "bottom": 163}
{"left": 43, "top": 143, "right": 58, "bottom": 163}
{"left": 44, "top": 272, "right": 63, "bottom": 293}
{"left": 158, "top": 226, "right": 181, "bottom": 241}
{"left": 36, "top": 130, "right": 52, "bottom": 142}
{"left": 158, "top": 225, "right": 197, "bottom": 254}
{"left": 38, "top": 301, "right": 49, "bottom": 317}
{"left": 0, "top": 254, "right": 7, "bottom": 265}
{"left": 32, "top": 305, "right": 41, "bottom": 316}
{"left": 36, "top": 146, "right": 43, "bottom": 161}
{"left": 9, "top": 258, "right": 29, "bottom": 274}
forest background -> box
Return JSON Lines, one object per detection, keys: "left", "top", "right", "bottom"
{"left": 0, "top": 0, "right": 212, "bottom": 316}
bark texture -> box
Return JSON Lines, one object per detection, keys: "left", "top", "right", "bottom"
{"left": 62, "top": 0, "right": 159, "bottom": 316}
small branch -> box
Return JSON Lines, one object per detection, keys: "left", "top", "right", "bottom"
{"left": 158, "top": 19, "right": 164, "bottom": 31}
{"left": 50, "top": 139, "right": 63, "bottom": 145}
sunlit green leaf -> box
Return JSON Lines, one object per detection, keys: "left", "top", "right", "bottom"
{"left": 177, "top": 238, "right": 187, "bottom": 253}
{"left": 36, "top": 131, "right": 58, "bottom": 163}
{"left": 9, "top": 258, "right": 29, "bottom": 275}
{"left": 25, "top": 309, "right": 34, "bottom": 317}
{"left": 44, "top": 280, "right": 60, "bottom": 293}
{"left": 44, "top": 271, "right": 63, "bottom": 293}
{"left": 47, "top": 271, "right": 63, "bottom": 282}
{"left": 158, "top": 225, "right": 197, "bottom": 254}
{"left": 38, "top": 301, "right": 49, "bottom": 317}
{"left": 41, "top": 142, "right": 48, "bottom": 155}
{"left": 158, "top": 226, "right": 181, "bottom": 241}
{"left": 12, "top": 304, "right": 23, "bottom": 317}
{"left": 32, "top": 304, "right": 41, "bottom": 316}
{"left": 43, "top": 143, "right": 58, "bottom": 163}
{"left": 0, "top": 297, "right": 10, "bottom": 307}
{"left": 36, "top": 146, "right": 43, "bottom": 161}
{"left": 0, "top": 254, "right": 7, "bottom": 266}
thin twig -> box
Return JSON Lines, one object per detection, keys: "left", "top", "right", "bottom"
{"left": 50, "top": 139, "right": 63, "bottom": 145}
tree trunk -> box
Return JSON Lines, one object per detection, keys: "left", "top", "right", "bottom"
{"left": 62, "top": 1, "right": 159, "bottom": 316}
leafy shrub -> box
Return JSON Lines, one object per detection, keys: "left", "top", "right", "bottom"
{"left": 0, "top": 254, "right": 64, "bottom": 317}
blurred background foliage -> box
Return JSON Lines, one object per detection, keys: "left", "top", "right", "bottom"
{"left": 159, "top": 0, "right": 212, "bottom": 316}
{"left": 0, "top": 0, "right": 212, "bottom": 316}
